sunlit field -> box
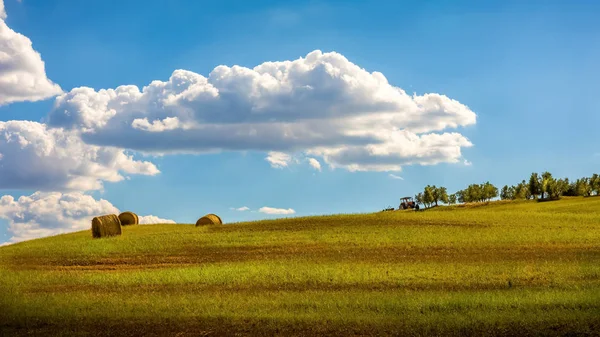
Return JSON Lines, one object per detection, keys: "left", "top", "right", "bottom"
{"left": 1, "top": 197, "right": 599, "bottom": 336}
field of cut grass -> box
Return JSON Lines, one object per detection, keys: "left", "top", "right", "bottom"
{"left": 1, "top": 197, "right": 599, "bottom": 336}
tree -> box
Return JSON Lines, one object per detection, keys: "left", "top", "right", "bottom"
{"left": 423, "top": 186, "right": 435, "bottom": 208}
{"left": 455, "top": 182, "right": 499, "bottom": 203}
{"left": 529, "top": 173, "right": 541, "bottom": 199}
{"left": 448, "top": 194, "right": 457, "bottom": 205}
{"left": 430, "top": 185, "right": 440, "bottom": 207}
{"left": 456, "top": 190, "right": 465, "bottom": 204}
{"left": 469, "top": 184, "right": 484, "bottom": 202}
{"left": 482, "top": 182, "right": 498, "bottom": 201}
{"left": 591, "top": 174, "right": 600, "bottom": 196}
{"left": 437, "top": 186, "right": 449, "bottom": 205}
{"left": 500, "top": 185, "right": 511, "bottom": 200}
{"left": 546, "top": 177, "right": 568, "bottom": 200}
{"left": 540, "top": 171, "right": 553, "bottom": 199}
{"left": 463, "top": 185, "right": 474, "bottom": 203}
{"left": 582, "top": 178, "right": 593, "bottom": 196}
{"left": 564, "top": 179, "right": 578, "bottom": 196}
{"left": 427, "top": 185, "right": 449, "bottom": 206}
{"left": 513, "top": 181, "right": 530, "bottom": 200}
{"left": 559, "top": 178, "right": 569, "bottom": 197}
{"left": 508, "top": 185, "right": 517, "bottom": 199}
{"left": 414, "top": 193, "right": 424, "bottom": 207}
{"left": 469, "top": 184, "right": 483, "bottom": 202}
{"left": 571, "top": 178, "right": 589, "bottom": 196}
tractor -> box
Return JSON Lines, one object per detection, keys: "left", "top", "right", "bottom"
{"left": 399, "top": 197, "right": 419, "bottom": 210}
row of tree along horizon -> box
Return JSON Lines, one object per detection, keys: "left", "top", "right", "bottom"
{"left": 413, "top": 172, "right": 600, "bottom": 209}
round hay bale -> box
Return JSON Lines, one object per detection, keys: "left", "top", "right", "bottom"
{"left": 118, "top": 211, "right": 139, "bottom": 226}
{"left": 195, "top": 213, "right": 223, "bottom": 226}
{"left": 91, "top": 214, "right": 122, "bottom": 238}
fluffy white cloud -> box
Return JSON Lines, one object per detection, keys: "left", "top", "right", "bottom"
{"left": 138, "top": 215, "right": 176, "bottom": 224}
{"left": 46, "top": 50, "right": 476, "bottom": 172}
{"left": 306, "top": 131, "right": 472, "bottom": 172}
{"left": 307, "top": 157, "right": 321, "bottom": 171}
{"left": 389, "top": 173, "right": 404, "bottom": 180}
{"left": 0, "top": 191, "right": 176, "bottom": 243}
{"left": 464, "top": 159, "right": 473, "bottom": 166}
{"left": 230, "top": 206, "right": 250, "bottom": 211}
{"left": 265, "top": 151, "right": 292, "bottom": 168}
{"left": 0, "top": 0, "right": 62, "bottom": 105}
{"left": 0, "top": 1, "right": 5, "bottom": 20}
{"left": 258, "top": 206, "right": 295, "bottom": 215}
{"left": 0, "top": 191, "right": 118, "bottom": 243}
{"left": 131, "top": 117, "right": 189, "bottom": 132}
{"left": 0, "top": 120, "right": 159, "bottom": 191}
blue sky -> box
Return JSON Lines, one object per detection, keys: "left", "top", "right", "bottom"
{"left": 0, "top": 0, "right": 598, "bottom": 244}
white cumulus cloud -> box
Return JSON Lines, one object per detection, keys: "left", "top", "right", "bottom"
{"left": 0, "top": 191, "right": 175, "bottom": 243}
{"left": 0, "top": 0, "right": 62, "bottom": 106}
{"left": 0, "top": 1, "right": 5, "bottom": 20}
{"left": 0, "top": 191, "right": 118, "bottom": 243}
{"left": 0, "top": 120, "right": 159, "bottom": 191}
{"left": 265, "top": 151, "right": 292, "bottom": 169}
{"left": 230, "top": 206, "right": 250, "bottom": 211}
{"left": 131, "top": 117, "right": 186, "bottom": 132}
{"left": 307, "top": 157, "right": 321, "bottom": 171}
{"left": 258, "top": 206, "right": 295, "bottom": 215}
{"left": 46, "top": 50, "right": 476, "bottom": 172}
{"left": 138, "top": 215, "right": 176, "bottom": 224}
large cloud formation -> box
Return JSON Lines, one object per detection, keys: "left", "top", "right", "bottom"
{"left": 0, "top": 191, "right": 175, "bottom": 244}
{"left": 47, "top": 50, "right": 476, "bottom": 172}
{"left": 0, "top": 0, "right": 62, "bottom": 105}
{"left": 0, "top": 120, "right": 159, "bottom": 191}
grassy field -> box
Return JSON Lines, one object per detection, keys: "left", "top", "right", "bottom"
{"left": 1, "top": 197, "right": 599, "bottom": 336}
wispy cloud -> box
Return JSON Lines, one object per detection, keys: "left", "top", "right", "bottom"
{"left": 258, "top": 207, "right": 296, "bottom": 215}
{"left": 265, "top": 152, "right": 292, "bottom": 169}
{"left": 230, "top": 206, "right": 250, "bottom": 211}
{"left": 389, "top": 173, "right": 404, "bottom": 180}
{"left": 463, "top": 159, "right": 473, "bottom": 166}
{"left": 307, "top": 157, "right": 321, "bottom": 171}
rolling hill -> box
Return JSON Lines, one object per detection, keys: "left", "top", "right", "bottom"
{"left": 1, "top": 197, "right": 599, "bottom": 336}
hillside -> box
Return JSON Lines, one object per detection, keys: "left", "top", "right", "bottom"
{"left": 1, "top": 197, "right": 600, "bottom": 336}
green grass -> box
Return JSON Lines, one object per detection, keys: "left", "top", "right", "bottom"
{"left": 1, "top": 197, "right": 600, "bottom": 336}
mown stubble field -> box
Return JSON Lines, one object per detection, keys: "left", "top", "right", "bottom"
{"left": 1, "top": 197, "right": 599, "bottom": 336}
